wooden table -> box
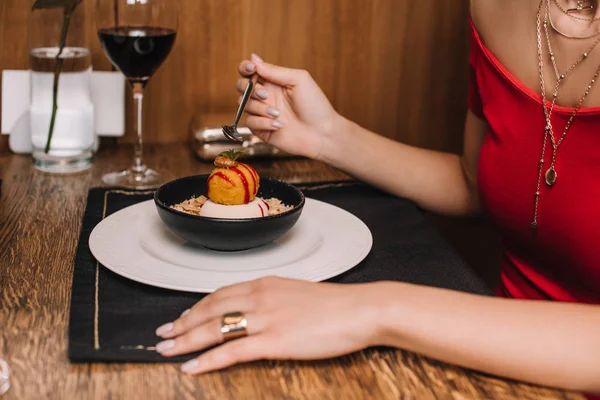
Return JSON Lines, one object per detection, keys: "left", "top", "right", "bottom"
{"left": 0, "top": 144, "right": 582, "bottom": 399}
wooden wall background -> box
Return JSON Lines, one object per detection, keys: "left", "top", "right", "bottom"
{"left": 0, "top": 0, "right": 471, "bottom": 151}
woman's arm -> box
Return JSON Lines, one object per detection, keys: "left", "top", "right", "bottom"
{"left": 155, "top": 278, "right": 600, "bottom": 394}
{"left": 377, "top": 282, "right": 600, "bottom": 393}
{"left": 323, "top": 111, "right": 487, "bottom": 217}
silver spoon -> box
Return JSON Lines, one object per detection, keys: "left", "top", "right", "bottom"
{"left": 222, "top": 74, "right": 259, "bottom": 142}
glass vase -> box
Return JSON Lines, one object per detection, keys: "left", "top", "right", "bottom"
{"left": 28, "top": 1, "right": 94, "bottom": 173}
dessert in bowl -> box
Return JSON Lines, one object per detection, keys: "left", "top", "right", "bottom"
{"left": 154, "top": 151, "right": 305, "bottom": 251}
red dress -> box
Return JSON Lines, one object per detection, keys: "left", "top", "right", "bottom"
{"left": 468, "top": 20, "right": 600, "bottom": 304}
{"left": 469, "top": 20, "right": 600, "bottom": 399}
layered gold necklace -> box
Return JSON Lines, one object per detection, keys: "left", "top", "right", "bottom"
{"left": 532, "top": 0, "right": 600, "bottom": 229}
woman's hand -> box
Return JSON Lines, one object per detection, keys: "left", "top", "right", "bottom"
{"left": 234, "top": 54, "right": 343, "bottom": 161}
{"left": 154, "top": 277, "right": 383, "bottom": 374}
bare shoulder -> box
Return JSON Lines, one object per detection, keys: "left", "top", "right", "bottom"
{"left": 470, "top": 0, "right": 538, "bottom": 44}
{"left": 467, "top": 0, "right": 548, "bottom": 111}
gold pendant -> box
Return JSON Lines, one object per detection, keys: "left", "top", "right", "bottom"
{"left": 545, "top": 167, "right": 557, "bottom": 186}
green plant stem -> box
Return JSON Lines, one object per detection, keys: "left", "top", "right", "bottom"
{"left": 44, "top": 9, "right": 71, "bottom": 154}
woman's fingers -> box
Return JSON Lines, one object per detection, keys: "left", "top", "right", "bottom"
{"left": 240, "top": 98, "right": 280, "bottom": 119}
{"left": 255, "top": 63, "right": 309, "bottom": 87}
{"left": 238, "top": 54, "right": 308, "bottom": 87}
{"left": 156, "top": 318, "right": 223, "bottom": 357}
{"left": 180, "top": 336, "right": 269, "bottom": 375}
{"left": 155, "top": 282, "right": 253, "bottom": 339}
{"left": 238, "top": 60, "right": 256, "bottom": 77}
{"left": 246, "top": 115, "right": 284, "bottom": 132}
{"left": 157, "top": 313, "right": 264, "bottom": 358}
{"left": 157, "top": 294, "right": 257, "bottom": 339}
{"left": 236, "top": 78, "right": 269, "bottom": 100}
{"left": 237, "top": 54, "right": 264, "bottom": 76}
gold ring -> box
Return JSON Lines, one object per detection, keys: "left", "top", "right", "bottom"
{"left": 221, "top": 312, "right": 248, "bottom": 342}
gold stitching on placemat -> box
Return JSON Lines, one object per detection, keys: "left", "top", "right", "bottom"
{"left": 119, "top": 345, "right": 157, "bottom": 351}
{"left": 94, "top": 189, "right": 155, "bottom": 350}
{"left": 94, "top": 261, "right": 100, "bottom": 349}
{"left": 295, "top": 182, "right": 355, "bottom": 191}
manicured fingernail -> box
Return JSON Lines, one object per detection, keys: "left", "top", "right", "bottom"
{"left": 156, "top": 339, "right": 175, "bottom": 353}
{"left": 155, "top": 322, "right": 173, "bottom": 337}
{"left": 245, "top": 63, "right": 256, "bottom": 72}
{"left": 256, "top": 89, "right": 268, "bottom": 99}
{"left": 181, "top": 309, "right": 191, "bottom": 317}
{"left": 272, "top": 121, "right": 284, "bottom": 129}
{"left": 251, "top": 53, "right": 264, "bottom": 63}
{"left": 267, "top": 108, "right": 280, "bottom": 118}
{"left": 181, "top": 359, "right": 200, "bottom": 373}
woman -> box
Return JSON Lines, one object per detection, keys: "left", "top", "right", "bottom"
{"left": 154, "top": 0, "right": 600, "bottom": 395}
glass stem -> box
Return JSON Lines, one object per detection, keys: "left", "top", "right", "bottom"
{"left": 131, "top": 82, "right": 146, "bottom": 174}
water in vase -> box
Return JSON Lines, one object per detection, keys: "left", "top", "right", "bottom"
{"left": 29, "top": 47, "right": 94, "bottom": 173}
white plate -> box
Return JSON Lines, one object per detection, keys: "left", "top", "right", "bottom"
{"left": 89, "top": 199, "right": 372, "bottom": 293}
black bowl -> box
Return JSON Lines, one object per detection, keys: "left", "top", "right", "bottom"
{"left": 154, "top": 174, "right": 305, "bottom": 251}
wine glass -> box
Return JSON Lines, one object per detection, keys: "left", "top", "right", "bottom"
{"left": 96, "top": 0, "right": 178, "bottom": 189}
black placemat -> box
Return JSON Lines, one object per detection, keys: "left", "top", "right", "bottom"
{"left": 69, "top": 182, "right": 491, "bottom": 362}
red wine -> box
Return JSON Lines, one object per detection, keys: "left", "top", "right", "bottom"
{"left": 98, "top": 26, "right": 176, "bottom": 84}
